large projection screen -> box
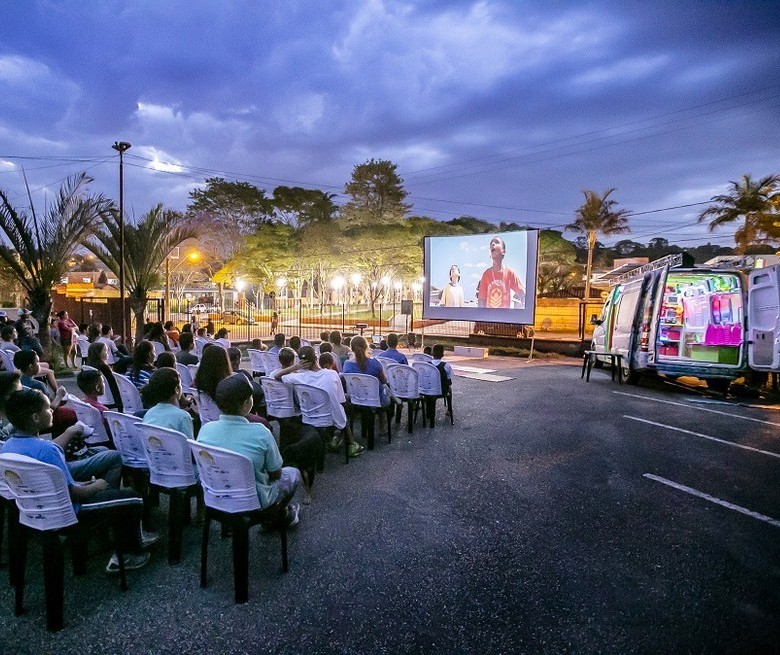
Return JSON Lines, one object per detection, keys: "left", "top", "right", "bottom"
{"left": 423, "top": 230, "right": 539, "bottom": 325}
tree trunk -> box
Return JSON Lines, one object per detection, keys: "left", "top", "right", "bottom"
{"left": 130, "top": 297, "right": 147, "bottom": 346}
{"left": 28, "top": 288, "right": 53, "bottom": 359}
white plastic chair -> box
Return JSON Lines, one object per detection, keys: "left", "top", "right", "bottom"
{"left": 412, "top": 352, "right": 433, "bottom": 363}
{"left": 151, "top": 341, "right": 166, "bottom": 358}
{"left": 104, "top": 411, "right": 148, "bottom": 470}
{"left": 196, "top": 391, "right": 221, "bottom": 424}
{"left": 260, "top": 351, "right": 281, "bottom": 375}
{"left": 342, "top": 373, "right": 392, "bottom": 449}
{"left": 386, "top": 364, "right": 422, "bottom": 434}
{"left": 113, "top": 373, "right": 144, "bottom": 415}
{"left": 136, "top": 423, "right": 199, "bottom": 564}
{"left": 412, "top": 361, "right": 453, "bottom": 428}
{"left": 260, "top": 378, "right": 300, "bottom": 420}
{"left": 0, "top": 453, "right": 133, "bottom": 631}
{"left": 0, "top": 348, "right": 16, "bottom": 372}
{"left": 176, "top": 363, "right": 197, "bottom": 394}
{"left": 82, "top": 365, "right": 116, "bottom": 408}
{"left": 104, "top": 411, "right": 151, "bottom": 527}
{"left": 247, "top": 349, "right": 265, "bottom": 377}
{"left": 187, "top": 440, "right": 290, "bottom": 603}
{"left": 294, "top": 383, "right": 349, "bottom": 464}
{"left": 67, "top": 396, "right": 111, "bottom": 445}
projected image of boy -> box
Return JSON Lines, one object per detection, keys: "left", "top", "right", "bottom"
{"left": 439, "top": 265, "right": 465, "bottom": 307}
{"left": 477, "top": 236, "right": 525, "bottom": 308}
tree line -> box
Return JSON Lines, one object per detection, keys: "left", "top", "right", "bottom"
{"left": 0, "top": 161, "right": 777, "bottom": 351}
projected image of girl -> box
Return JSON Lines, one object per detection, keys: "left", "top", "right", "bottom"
{"left": 439, "top": 265, "right": 465, "bottom": 307}
{"left": 477, "top": 236, "right": 525, "bottom": 308}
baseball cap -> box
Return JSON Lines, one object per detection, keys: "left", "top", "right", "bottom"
{"left": 215, "top": 373, "right": 253, "bottom": 411}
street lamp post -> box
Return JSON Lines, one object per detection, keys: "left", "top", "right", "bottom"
{"left": 112, "top": 141, "right": 131, "bottom": 345}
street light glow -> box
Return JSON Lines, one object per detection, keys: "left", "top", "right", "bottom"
{"left": 350, "top": 272, "right": 362, "bottom": 286}
{"left": 235, "top": 279, "right": 246, "bottom": 292}
{"left": 277, "top": 277, "right": 287, "bottom": 288}
{"left": 331, "top": 275, "right": 345, "bottom": 290}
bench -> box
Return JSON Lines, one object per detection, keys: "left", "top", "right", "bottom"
{"left": 581, "top": 350, "right": 624, "bottom": 383}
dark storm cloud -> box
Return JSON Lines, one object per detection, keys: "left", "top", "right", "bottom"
{"left": 0, "top": 0, "right": 777, "bottom": 247}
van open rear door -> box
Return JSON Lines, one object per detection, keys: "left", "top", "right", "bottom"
{"left": 748, "top": 264, "right": 780, "bottom": 371}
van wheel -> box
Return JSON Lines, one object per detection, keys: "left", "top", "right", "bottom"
{"left": 592, "top": 358, "right": 604, "bottom": 369}
{"left": 620, "top": 365, "right": 640, "bottom": 385}
{"left": 706, "top": 378, "right": 731, "bottom": 394}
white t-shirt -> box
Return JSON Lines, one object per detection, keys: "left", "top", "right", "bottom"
{"left": 281, "top": 367, "right": 347, "bottom": 429}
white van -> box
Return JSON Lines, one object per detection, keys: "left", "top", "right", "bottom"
{"left": 591, "top": 264, "right": 780, "bottom": 387}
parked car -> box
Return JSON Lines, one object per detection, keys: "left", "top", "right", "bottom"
{"left": 220, "top": 310, "right": 256, "bottom": 325}
{"left": 188, "top": 303, "right": 220, "bottom": 315}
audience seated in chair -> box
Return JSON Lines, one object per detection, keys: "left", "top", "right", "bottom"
{"left": 198, "top": 374, "right": 302, "bottom": 523}
{"left": 376, "top": 332, "right": 408, "bottom": 365}
{"left": 343, "top": 336, "right": 393, "bottom": 408}
{"left": 328, "top": 330, "right": 352, "bottom": 367}
{"left": 141, "top": 368, "right": 195, "bottom": 439}
{"left": 176, "top": 332, "right": 199, "bottom": 365}
{"left": 86, "top": 341, "right": 124, "bottom": 412}
{"left": 274, "top": 346, "right": 364, "bottom": 459}
{"left": 195, "top": 344, "right": 268, "bottom": 427}
{"left": 0, "top": 387, "right": 155, "bottom": 573}
{"left": 154, "top": 351, "right": 177, "bottom": 370}
{"left": 128, "top": 340, "right": 156, "bottom": 390}
{"left": 228, "top": 347, "right": 267, "bottom": 422}
{"left": 268, "top": 332, "right": 286, "bottom": 355}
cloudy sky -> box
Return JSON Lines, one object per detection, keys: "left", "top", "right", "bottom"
{"left": 1, "top": 0, "right": 778, "bottom": 249}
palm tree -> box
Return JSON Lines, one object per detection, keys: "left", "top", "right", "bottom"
{"left": 0, "top": 172, "right": 113, "bottom": 352}
{"left": 566, "top": 188, "right": 631, "bottom": 300}
{"left": 697, "top": 174, "right": 780, "bottom": 254}
{"left": 85, "top": 204, "right": 196, "bottom": 344}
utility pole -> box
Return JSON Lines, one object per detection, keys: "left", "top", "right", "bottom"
{"left": 112, "top": 141, "right": 131, "bottom": 345}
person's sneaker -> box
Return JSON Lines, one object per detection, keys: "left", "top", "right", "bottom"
{"left": 140, "top": 530, "right": 160, "bottom": 548}
{"left": 327, "top": 435, "right": 344, "bottom": 452}
{"left": 348, "top": 442, "right": 365, "bottom": 458}
{"left": 105, "top": 552, "right": 150, "bottom": 574}
{"left": 286, "top": 502, "right": 300, "bottom": 528}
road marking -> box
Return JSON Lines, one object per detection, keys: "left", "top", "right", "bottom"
{"left": 624, "top": 415, "right": 780, "bottom": 459}
{"left": 455, "top": 371, "right": 514, "bottom": 382}
{"left": 451, "top": 365, "right": 497, "bottom": 374}
{"left": 643, "top": 474, "right": 780, "bottom": 529}
{"left": 613, "top": 390, "right": 780, "bottom": 427}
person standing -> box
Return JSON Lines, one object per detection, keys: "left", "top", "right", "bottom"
{"left": 439, "top": 265, "right": 465, "bottom": 307}
{"left": 56, "top": 310, "right": 80, "bottom": 368}
{"left": 477, "top": 236, "right": 525, "bottom": 309}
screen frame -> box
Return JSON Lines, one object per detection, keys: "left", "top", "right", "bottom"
{"left": 422, "top": 230, "right": 539, "bottom": 325}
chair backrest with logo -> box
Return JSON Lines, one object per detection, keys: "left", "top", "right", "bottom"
{"left": 67, "top": 396, "right": 111, "bottom": 445}
{"left": 136, "top": 423, "right": 197, "bottom": 489}
{"left": 113, "top": 373, "right": 144, "bottom": 414}
{"left": 387, "top": 364, "right": 420, "bottom": 400}
{"left": 247, "top": 349, "right": 265, "bottom": 376}
{"left": 260, "top": 377, "right": 300, "bottom": 419}
{"left": 294, "top": 383, "right": 334, "bottom": 429}
{"left": 0, "top": 454, "right": 78, "bottom": 531}
{"left": 412, "top": 361, "right": 444, "bottom": 396}
{"left": 342, "top": 373, "right": 382, "bottom": 409}
{"left": 187, "top": 440, "right": 260, "bottom": 514}
{"left": 104, "top": 411, "right": 148, "bottom": 469}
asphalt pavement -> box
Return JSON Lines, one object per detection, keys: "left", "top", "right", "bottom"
{"left": 2, "top": 357, "right": 779, "bottom": 655}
